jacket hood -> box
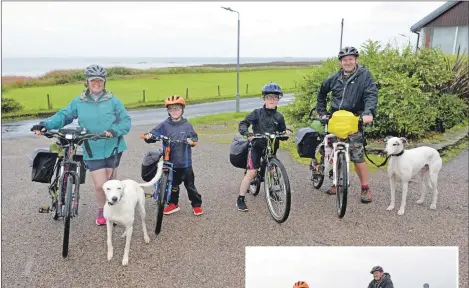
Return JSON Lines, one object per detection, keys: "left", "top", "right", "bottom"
{"left": 166, "top": 116, "right": 188, "bottom": 126}
{"left": 79, "top": 90, "right": 114, "bottom": 102}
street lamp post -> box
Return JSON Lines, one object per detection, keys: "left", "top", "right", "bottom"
{"left": 221, "top": 6, "right": 240, "bottom": 113}
{"left": 398, "top": 33, "right": 411, "bottom": 47}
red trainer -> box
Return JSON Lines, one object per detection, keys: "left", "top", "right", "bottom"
{"left": 163, "top": 203, "right": 180, "bottom": 215}
{"left": 193, "top": 206, "right": 204, "bottom": 216}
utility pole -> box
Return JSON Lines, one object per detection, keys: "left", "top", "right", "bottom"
{"left": 340, "top": 18, "right": 344, "bottom": 50}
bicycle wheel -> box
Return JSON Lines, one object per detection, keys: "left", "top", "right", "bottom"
{"left": 155, "top": 171, "right": 169, "bottom": 235}
{"left": 62, "top": 174, "right": 73, "bottom": 258}
{"left": 264, "top": 158, "right": 291, "bottom": 223}
{"left": 248, "top": 173, "right": 261, "bottom": 196}
{"left": 336, "top": 151, "right": 348, "bottom": 218}
{"left": 311, "top": 147, "right": 325, "bottom": 189}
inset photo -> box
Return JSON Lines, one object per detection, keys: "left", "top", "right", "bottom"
{"left": 245, "top": 246, "right": 459, "bottom": 288}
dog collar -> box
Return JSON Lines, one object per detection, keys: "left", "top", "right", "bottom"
{"left": 391, "top": 150, "right": 404, "bottom": 157}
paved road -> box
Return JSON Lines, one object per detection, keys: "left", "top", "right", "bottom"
{"left": 1, "top": 124, "right": 467, "bottom": 288}
{"left": 1, "top": 94, "right": 294, "bottom": 139}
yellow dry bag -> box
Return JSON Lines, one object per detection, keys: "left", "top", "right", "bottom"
{"left": 327, "top": 110, "right": 360, "bottom": 139}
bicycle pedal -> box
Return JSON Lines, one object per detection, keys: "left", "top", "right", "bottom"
{"left": 39, "top": 206, "right": 50, "bottom": 213}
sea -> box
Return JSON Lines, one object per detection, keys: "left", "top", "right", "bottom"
{"left": 1, "top": 57, "right": 325, "bottom": 77}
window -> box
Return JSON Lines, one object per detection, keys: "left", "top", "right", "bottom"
{"left": 455, "top": 26, "right": 468, "bottom": 55}
{"left": 431, "top": 26, "right": 456, "bottom": 54}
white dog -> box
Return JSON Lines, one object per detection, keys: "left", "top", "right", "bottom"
{"left": 384, "top": 137, "right": 443, "bottom": 215}
{"left": 103, "top": 157, "right": 164, "bottom": 266}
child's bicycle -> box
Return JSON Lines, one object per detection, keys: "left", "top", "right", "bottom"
{"left": 139, "top": 134, "right": 194, "bottom": 235}
{"left": 307, "top": 109, "right": 364, "bottom": 218}
{"left": 36, "top": 127, "right": 107, "bottom": 257}
{"left": 246, "top": 132, "right": 291, "bottom": 223}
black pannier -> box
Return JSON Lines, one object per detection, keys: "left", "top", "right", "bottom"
{"left": 229, "top": 136, "right": 249, "bottom": 169}
{"left": 294, "top": 127, "right": 321, "bottom": 158}
{"left": 72, "top": 149, "right": 87, "bottom": 184}
{"left": 30, "top": 148, "right": 59, "bottom": 183}
{"left": 141, "top": 149, "right": 163, "bottom": 182}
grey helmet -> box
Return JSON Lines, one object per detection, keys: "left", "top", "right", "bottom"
{"left": 423, "top": 284, "right": 429, "bottom": 288}
{"left": 84, "top": 64, "right": 108, "bottom": 80}
{"left": 370, "top": 266, "right": 384, "bottom": 274}
{"left": 338, "top": 46, "right": 359, "bottom": 60}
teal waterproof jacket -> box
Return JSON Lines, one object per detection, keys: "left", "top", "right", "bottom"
{"left": 42, "top": 90, "right": 131, "bottom": 161}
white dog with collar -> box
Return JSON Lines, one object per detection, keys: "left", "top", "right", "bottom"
{"left": 103, "top": 179, "right": 151, "bottom": 266}
{"left": 384, "top": 137, "right": 443, "bottom": 215}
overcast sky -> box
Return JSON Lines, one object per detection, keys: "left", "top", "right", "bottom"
{"left": 245, "top": 246, "right": 458, "bottom": 288}
{"left": 1, "top": 1, "right": 446, "bottom": 58}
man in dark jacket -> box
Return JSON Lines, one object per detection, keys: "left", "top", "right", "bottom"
{"left": 368, "top": 266, "right": 394, "bottom": 288}
{"left": 316, "top": 46, "right": 378, "bottom": 203}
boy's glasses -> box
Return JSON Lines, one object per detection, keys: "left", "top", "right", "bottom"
{"left": 168, "top": 106, "right": 183, "bottom": 112}
{"left": 264, "top": 95, "right": 280, "bottom": 101}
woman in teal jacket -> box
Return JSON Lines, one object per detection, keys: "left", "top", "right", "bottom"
{"left": 31, "top": 64, "right": 131, "bottom": 226}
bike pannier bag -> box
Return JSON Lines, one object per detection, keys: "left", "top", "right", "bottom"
{"left": 295, "top": 127, "right": 320, "bottom": 158}
{"left": 141, "top": 149, "right": 163, "bottom": 182}
{"left": 229, "top": 136, "right": 249, "bottom": 169}
{"left": 30, "top": 148, "right": 59, "bottom": 183}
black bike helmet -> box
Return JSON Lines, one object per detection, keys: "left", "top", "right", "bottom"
{"left": 84, "top": 64, "right": 108, "bottom": 80}
{"left": 262, "top": 82, "right": 283, "bottom": 97}
{"left": 370, "top": 266, "right": 384, "bottom": 274}
{"left": 423, "top": 284, "right": 430, "bottom": 288}
{"left": 338, "top": 46, "right": 359, "bottom": 60}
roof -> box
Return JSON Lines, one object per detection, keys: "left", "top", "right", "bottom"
{"left": 410, "top": 1, "right": 460, "bottom": 32}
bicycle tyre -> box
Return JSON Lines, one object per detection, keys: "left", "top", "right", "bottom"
{"left": 311, "top": 147, "right": 325, "bottom": 189}
{"left": 249, "top": 174, "right": 261, "bottom": 196}
{"left": 62, "top": 174, "right": 73, "bottom": 258}
{"left": 336, "top": 151, "right": 348, "bottom": 218}
{"left": 155, "top": 172, "right": 169, "bottom": 235}
{"left": 264, "top": 158, "right": 291, "bottom": 223}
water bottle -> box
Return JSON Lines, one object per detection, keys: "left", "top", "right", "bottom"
{"left": 324, "top": 135, "right": 332, "bottom": 162}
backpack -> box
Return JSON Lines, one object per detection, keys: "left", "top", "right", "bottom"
{"left": 294, "top": 127, "right": 321, "bottom": 158}
{"left": 229, "top": 136, "right": 249, "bottom": 169}
{"left": 141, "top": 149, "right": 163, "bottom": 182}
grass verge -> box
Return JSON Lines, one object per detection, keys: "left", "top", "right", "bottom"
{"left": 2, "top": 67, "right": 309, "bottom": 116}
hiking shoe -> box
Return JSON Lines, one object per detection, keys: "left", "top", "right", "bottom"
{"left": 237, "top": 196, "right": 248, "bottom": 212}
{"left": 326, "top": 185, "right": 337, "bottom": 195}
{"left": 96, "top": 208, "right": 106, "bottom": 226}
{"left": 361, "top": 188, "right": 372, "bottom": 203}
{"left": 193, "top": 206, "right": 204, "bottom": 216}
{"left": 163, "top": 203, "right": 180, "bottom": 215}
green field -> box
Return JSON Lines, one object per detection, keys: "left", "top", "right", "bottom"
{"left": 3, "top": 67, "right": 310, "bottom": 112}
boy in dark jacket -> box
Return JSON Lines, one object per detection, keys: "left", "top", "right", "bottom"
{"left": 368, "top": 266, "right": 394, "bottom": 288}
{"left": 236, "top": 83, "right": 291, "bottom": 211}
{"left": 142, "top": 95, "right": 203, "bottom": 216}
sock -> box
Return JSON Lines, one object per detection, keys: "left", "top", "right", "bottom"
{"left": 238, "top": 195, "right": 245, "bottom": 200}
{"left": 361, "top": 184, "right": 369, "bottom": 190}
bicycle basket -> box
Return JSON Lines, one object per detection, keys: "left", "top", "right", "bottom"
{"left": 229, "top": 135, "right": 249, "bottom": 169}
{"left": 141, "top": 149, "right": 163, "bottom": 182}
{"left": 295, "top": 127, "right": 320, "bottom": 158}
{"left": 327, "top": 110, "right": 359, "bottom": 139}
{"left": 30, "top": 148, "right": 59, "bottom": 183}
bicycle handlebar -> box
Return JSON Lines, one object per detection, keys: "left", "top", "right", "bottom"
{"left": 40, "top": 130, "right": 108, "bottom": 143}
{"left": 245, "top": 132, "right": 290, "bottom": 140}
{"left": 139, "top": 134, "right": 197, "bottom": 146}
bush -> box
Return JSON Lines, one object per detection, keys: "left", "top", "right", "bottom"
{"left": 285, "top": 40, "right": 469, "bottom": 139}
{"left": 2, "top": 98, "right": 24, "bottom": 113}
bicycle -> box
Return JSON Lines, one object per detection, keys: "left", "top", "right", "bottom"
{"left": 139, "top": 134, "right": 194, "bottom": 235}
{"left": 246, "top": 132, "right": 291, "bottom": 223}
{"left": 36, "top": 127, "right": 107, "bottom": 257}
{"left": 307, "top": 108, "right": 364, "bottom": 218}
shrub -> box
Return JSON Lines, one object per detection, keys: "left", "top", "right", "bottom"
{"left": 2, "top": 98, "right": 24, "bottom": 113}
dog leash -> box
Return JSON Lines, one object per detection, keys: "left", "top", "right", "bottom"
{"left": 108, "top": 136, "right": 122, "bottom": 181}
{"left": 361, "top": 129, "right": 390, "bottom": 168}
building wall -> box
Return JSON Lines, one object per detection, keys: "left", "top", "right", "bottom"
{"left": 426, "top": 1, "right": 469, "bottom": 27}
{"left": 420, "top": 1, "right": 469, "bottom": 54}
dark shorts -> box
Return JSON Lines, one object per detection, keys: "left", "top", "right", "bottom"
{"left": 84, "top": 152, "right": 123, "bottom": 172}
{"left": 347, "top": 131, "right": 365, "bottom": 163}
{"left": 247, "top": 147, "right": 262, "bottom": 170}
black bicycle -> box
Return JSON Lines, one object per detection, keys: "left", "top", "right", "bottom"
{"left": 140, "top": 134, "right": 195, "bottom": 235}
{"left": 307, "top": 109, "right": 363, "bottom": 218}
{"left": 246, "top": 132, "right": 291, "bottom": 223}
{"left": 36, "top": 127, "right": 106, "bottom": 257}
